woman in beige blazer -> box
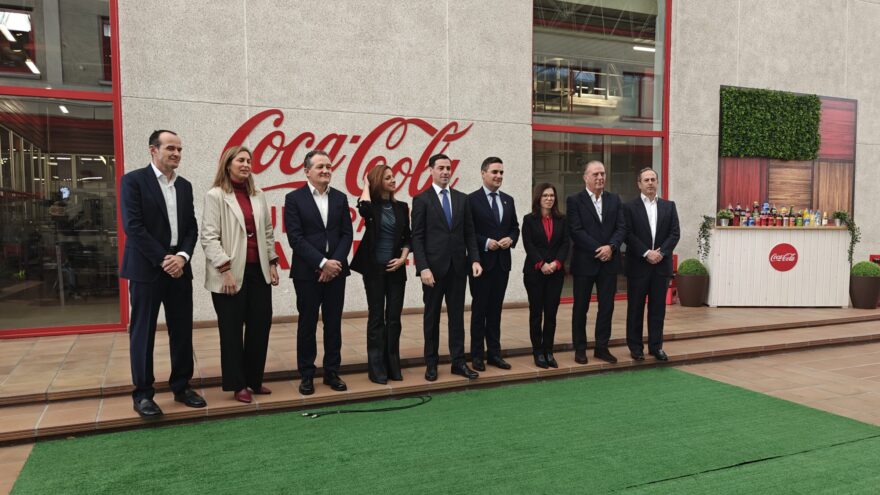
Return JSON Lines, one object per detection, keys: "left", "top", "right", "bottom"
{"left": 201, "top": 145, "right": 279, "bottom": 403}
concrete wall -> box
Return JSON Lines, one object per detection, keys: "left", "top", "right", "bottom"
{"left": 669, "top": 0, "right": 880, "bottom": 263}
{"left": 117, "top": 0, "right": 534, "bottom": 322}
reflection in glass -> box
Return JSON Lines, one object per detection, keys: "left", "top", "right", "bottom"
{"left": 0, "top": 96, "right": 118, "bottom": 330}
{"left": 533, "top": 0, "right": 665, "bottom": 130}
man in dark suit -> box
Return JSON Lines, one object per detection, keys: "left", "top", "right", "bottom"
{"left": 284, "top": 149, "right": 352, "bottom": 395}
{"left": 468, "top": 157, "right": 519, "bottom": 371}
{"left": 412, "top": 153, "right": 483, "bottom": 381}
{"left": 567, "top": 160, "right": 627, "bottom": 364}
{"left": 120, "top": 130, "right": 206, "bottom": 419}
{"left": 624, "top": 167, "right": 680, "bottom": 361}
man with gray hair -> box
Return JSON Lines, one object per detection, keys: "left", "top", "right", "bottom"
{"left": 284, "top": 149, "right": 352, "bottom": 395}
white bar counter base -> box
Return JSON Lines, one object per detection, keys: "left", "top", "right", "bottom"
{"left": 706, "top": 226, "right": 850, "bottom": 307}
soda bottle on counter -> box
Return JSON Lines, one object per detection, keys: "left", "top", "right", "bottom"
{"left": 822, "top": 211, "right": 828, "bottom": 226}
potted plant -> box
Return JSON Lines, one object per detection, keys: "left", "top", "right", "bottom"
{"left": 850, "top": 261, "right": 880, "bottom": 309}
{"left": 677, "top": 258, "right": 709, "bottom": 307}
{"left": 832, "top": 210, "right": 848, "bottom": 227}
{"left": 716, "top": 209, "right": 733, "bottom": 227}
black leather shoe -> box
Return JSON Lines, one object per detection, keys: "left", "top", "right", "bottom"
{"left": 323, "top": 372, "right": 348, "bottom": 392}
{"left": 299, "top": 376, "right": 315, "bottom": 395}
{"left": 631, "top": 351, "right": 645, "bottom": 361}
{"left": 425, "top": 365, "right": 438, "bottom": 382}
{"left": 574, "top": 350, "right": 588, "bottom": 364}
{"left": 534, "top": 353, "right": 549, "bottom": 369}
{"left": 472, "top": 357, "right": 486, "bottom": 371}
{"left": 389, "top": 372, "right": 403, "bottom": 381}
{"left": 545, "top": 353, "right": 558, "bottom": 368}
{"left": 133, "top": 398, "right": 163, "bottom": 419}
{"left": 487, "top": 356, "right": 512, "bottom": 370}
{"left": 651, "top": 349, "right": 669, "bottom": 361}
{"left": 173, "top": 388, "right": 207, "bottom": 408}
{"left": 451, "top": 364, "right": 479, "bottom": 380}
{"left": 368, "top": 375, "right": 388, "bottom": 385}
{"left": 594, "top": 348, "right": 618, "bottom": 364}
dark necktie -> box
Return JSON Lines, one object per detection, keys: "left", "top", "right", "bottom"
{"left": 441, "top": 189, "right": 452, "bottom": 228}
{"left": 490, "top": 192, "right": 501, "bottom": 224}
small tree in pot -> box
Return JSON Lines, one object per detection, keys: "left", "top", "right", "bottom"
{"left": 677, "top": 258, "right": 709, "bottom": 307}
{"left": 716, "top": 209, "right": 733, "bottom": 227}
{"left": 850, "top": 261, "right": 880, "bottom": 309}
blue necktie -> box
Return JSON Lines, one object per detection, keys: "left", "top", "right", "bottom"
{"left": 490, "top": 192, "right": 501, "bottom": 224}
{"left": 441, "top": 189, "right": 452, "bottom": 228}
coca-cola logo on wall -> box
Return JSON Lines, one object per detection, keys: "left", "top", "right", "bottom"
{"left": 769, "top": 243, "right": 798, "bottom": 272}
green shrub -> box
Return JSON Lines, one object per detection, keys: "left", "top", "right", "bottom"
{"left": 851, "top": 261, "right": 880, "bottom": 277}
{"left": 832, "top": 210, "right": 848, "bottom": 221}
{"left": 678, "top": 258, "right": 708, "bottom": 276}
{"left": 716, "top": 209, "right": 733, "bottom": 220}
{"left": 719, "top": 86, "right": 821, "bottom": 160}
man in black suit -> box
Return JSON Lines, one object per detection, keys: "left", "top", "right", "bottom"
{"left": 468, "top": 157, "right": 519, "bottom": 371}
{"left": 567, "top": 160, "right": 627, "bottom": 364}
{"left": 624, "top": 168, "right": 680, "bottom": 361}
{"left": 284, "top": 149, "right": 352, "bottom": 395}
{"left": 412, "top": 153, "right": 483, "bottom": 381}
{"left": 120, "top": 130, "right": 206, "bottom": 419}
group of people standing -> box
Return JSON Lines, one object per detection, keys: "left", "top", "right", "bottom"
{"left": 120, "top": 129, "right": 679, "bottom": 420}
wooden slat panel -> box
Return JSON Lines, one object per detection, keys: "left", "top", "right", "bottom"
{"left": 818, "top": 98, "right": 856, "bottom": 160}
{"left": 717, "top": 157, "right": 767, "bottom": 210}
{"left": 813, "top": 161, "right": 854, "bottom": 214}
{"left": 768, "top": 160, "right": 812, "bottom": 210}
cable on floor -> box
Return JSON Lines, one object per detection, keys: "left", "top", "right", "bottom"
{"left": 300, "top": 395, "right": 433, "bottom": 419}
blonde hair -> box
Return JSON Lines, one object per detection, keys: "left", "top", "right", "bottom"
{"left": 212, "top": 146, "right": 256, "bottom": 195}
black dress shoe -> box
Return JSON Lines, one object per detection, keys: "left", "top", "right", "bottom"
{"left": 425, "top": 365, "right": 438, "bottom": 382}
{"left": 487, "top": 356, "right": 512, "bottom": 370}
{"left": 323, "top": 372, "right": 348, "bottom": 392}
{"left": 594, "top": 348, "right": 618, "bottom": 364}
{"left": 534, "top": 353, "right": 549, "bottom": 369}
{"left": 451, "top": 364, "right": 479, "bottom": 380}
{"left": 368, "top": 375, "right": 388, "bottom": 385}
{"left": 299, "top": 376, "right": 315, "bottom": 395}
{"left": 545, "top": 353, "right": 558, "bottom": 368}
{"left": 388, "top": 372, "right": 404, "bottom": 381}
{"left": 650, "top": 349, "right": 669, "bottom": 361}
{"left": 133, "top": 398, "right": 163, "bottom": 419}
{"left": 173, "top": 388, "right": 207, "bottom": 408}
{"left": 472, "top": 357, "right": 486, "bottom": 371}
{"left": 574, "top": 350, "right": 588, "bottom": 364}
{"left": 630, "top": 351, "right": 645, "bottom": 361}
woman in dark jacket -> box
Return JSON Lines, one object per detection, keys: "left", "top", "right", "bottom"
{"left": 350, "top": 164, "right": 411, "bottom": 384}
{"left": 521, "top": 182, "right": 570, "bottom": 369}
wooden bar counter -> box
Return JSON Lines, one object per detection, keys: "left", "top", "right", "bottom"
{"left": 706, "top": 226, "right": 849, "bottom": 307}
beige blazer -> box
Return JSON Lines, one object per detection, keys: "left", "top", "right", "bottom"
{"left": 200, "top": 186, "right": 278, "bottom": 293}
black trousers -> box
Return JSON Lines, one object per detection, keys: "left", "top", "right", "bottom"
{"left": 211, "top": 263, "right": 273, "bottom": 392}
{"left": 423, "top": 267, "right": 467, "bottom": 367}
{"left": 293, "top": 275, "right": 346, "bottom": 379}
{"left": 128, "top": 273, "right": 193, "bottom": 401}
{"left": 363, "top": 264, "right": 406, "bottom": 381}
{"left": 571, "top": 272, "right": 617, "bottom": 351}
{"left": 626, "top": 272, "right": 670, "bottom": 354}
{"left": 524, "top": 272, "right": 564, "bottom": 355}
{"left": 469, "top": 266, "right": 509, "bottom": 359}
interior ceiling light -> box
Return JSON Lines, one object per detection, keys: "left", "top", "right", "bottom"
{"left": 0, "top": 12, "right": 32, "bottom": 32}
{"left": 0, "top": 25, "right": 15, "bottom": 42}
{"left": 58, "top": 105, "right": 69, "bottom": 114}
{"left": 24, "top": 58, "right": 39, "bottom": 74}
{"left": 633, "top": 46, "right": 656, "bottom": 53}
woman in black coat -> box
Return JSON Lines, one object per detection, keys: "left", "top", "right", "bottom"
{"left": 350, "top": 164, "right": 411, "bottom": 384}
{"left": 521, "top": 182, "right": 570, "bottom": 368}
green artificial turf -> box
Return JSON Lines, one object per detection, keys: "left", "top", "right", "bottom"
{"left": 13, "top": 368, "right": 880, "bottom": 494}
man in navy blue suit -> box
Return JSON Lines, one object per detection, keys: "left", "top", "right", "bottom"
{"left": 120, "top": 130, "right": 206, "bottom": 419}
{"left": 284, "top": 149, "right": 353, "bottom": 395}
{"left": 567, "top": 160, "right": 627, "bottom": 365}
{"left": 624, "top": 168, "right": 680, "bottom": 361}
{"left": 468, "top": 157, "right": 519, "bottom": 371}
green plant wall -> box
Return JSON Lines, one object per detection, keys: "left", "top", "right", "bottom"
{"left": 719, "top": 86, "right": 821, "bottom": 160}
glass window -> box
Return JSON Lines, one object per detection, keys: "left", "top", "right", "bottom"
{"left": 0, "top": 96, "right": 118, "bottom": 330}
{"left": 533, "top": 131, "right": 661, "bottom": 295}
{"left": 0, "top": 0, "right": 112, "bottom": 91}
{"left": 533, "top": 0, "right": 665, "bottom": 130}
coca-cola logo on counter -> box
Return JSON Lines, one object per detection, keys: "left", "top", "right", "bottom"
{"left": 769, "top": 243, "right": 798, "bottom": 272}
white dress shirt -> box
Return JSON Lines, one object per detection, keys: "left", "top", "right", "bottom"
{"left": 483, "top": 185, "right": 504, "bottom": 250}
{"left": 150, "top": 163, "right": 189, "bottom": 262}
{"left": 641, "top": 193, "right": 658, "bottom": 255}
{"left": 307, "top": 182, "right": 330, "bottom": 268}
{"left": 587, "top": 188, "right": 602, "bottom": 221}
